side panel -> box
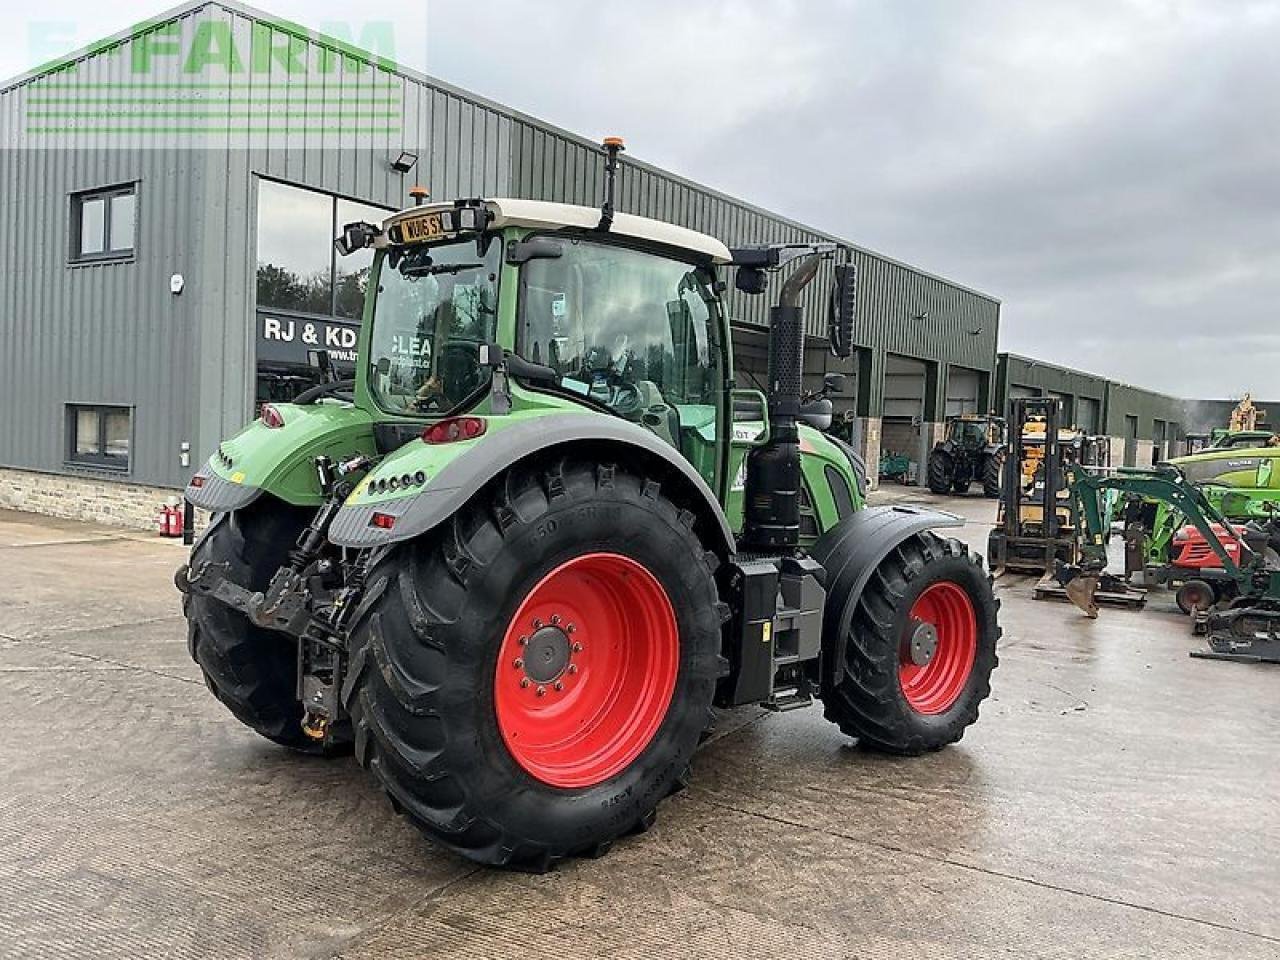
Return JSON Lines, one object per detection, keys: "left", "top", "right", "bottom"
{"left": 800, "top": 425, "right": 867, "bottom": 534}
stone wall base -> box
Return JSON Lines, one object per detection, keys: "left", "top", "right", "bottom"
{"left": 854, "top": 417, "right": 882, "bottom": 491}
{"left": 0, "top": 467, "right": 188, "bottom": 532}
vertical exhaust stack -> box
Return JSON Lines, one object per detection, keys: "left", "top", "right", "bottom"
{"left": 741, "top": 255, "right": 825, "bottom": 552}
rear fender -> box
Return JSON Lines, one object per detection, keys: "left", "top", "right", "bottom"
{"left": 809, "top": 505, "right": 965, "bottom": 691}
{"left": 185, "top": 403, "right": 376, "bottom": 511}
{"left": 328, "top": 411, "right": 736, "bottom": 555}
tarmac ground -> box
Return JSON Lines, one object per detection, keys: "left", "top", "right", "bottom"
{"left": 1, "top": 497, "right": 1277, "bottom": 959}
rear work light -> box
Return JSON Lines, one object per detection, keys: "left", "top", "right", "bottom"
{"left": 260, "top": 404, "right": 286, "bottom": 429}
{"left": 423, "top": 416, "right": 487, "bottom": 445}
{"left": 190, "top": 475, "right": 206, "bottom": 488}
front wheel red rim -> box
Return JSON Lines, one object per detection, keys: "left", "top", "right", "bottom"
{"left": 899, "top": 581, "right": 978, "bottom": 715}
{"left": 494, "top": 553, "right": 680, "bottom": 789}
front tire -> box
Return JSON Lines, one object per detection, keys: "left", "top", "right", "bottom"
{"left": 343, "top": 458, "right": 723, "bottom": 870}
{"left": 821, "top": 533, "right": 999, "bottom": 755}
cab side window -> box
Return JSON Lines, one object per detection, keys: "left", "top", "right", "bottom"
{"left": 519, "top": 237, "right": 719, "bottom": 449}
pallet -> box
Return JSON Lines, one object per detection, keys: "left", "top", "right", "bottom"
{"left": 1033, "top": 574, "right": 1147, "bottom": 609}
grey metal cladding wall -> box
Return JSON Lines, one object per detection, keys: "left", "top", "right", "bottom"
{"left": 999, "top": 354, "right": 1109, "bottom": 404}
{"left": 1105, "top": 382, "right": 1186, "bottom": 440}
{"left": 507, "top": 120, "right": 999, "bottom": 371}
{"left": 0, "top": 2, "right": 517, "bottom": 484}
{"left": 0, "top": 146, "right": 203, "bottom": 486}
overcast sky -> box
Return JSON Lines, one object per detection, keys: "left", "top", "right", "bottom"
{"left": 5, "top": 0, "right": 1278, "bottom": 399}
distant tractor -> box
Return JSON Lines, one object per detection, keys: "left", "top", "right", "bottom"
{"left": 177, "top": 140, "right": 1001, "bottom": 870}
{"left": 927, "top": 415, "right": 1007, "bottom": 498}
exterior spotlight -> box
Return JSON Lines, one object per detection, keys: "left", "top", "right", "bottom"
{"left": 391, "top": 151, "right": 418, "bottom": 174}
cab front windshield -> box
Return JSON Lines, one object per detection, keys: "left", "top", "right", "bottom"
{"left": 367, "top": 237, "right": 500, "bottom": 414}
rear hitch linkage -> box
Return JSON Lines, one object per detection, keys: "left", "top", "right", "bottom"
{"left": 177, "top": 453, "right": 380, "bottom": 741}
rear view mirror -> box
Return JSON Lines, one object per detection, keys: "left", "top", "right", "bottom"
{"left": 507, "top": 238, "right": 564, "bottom": 264}
{"left": 735, "top": 267, "right": 769, "bottom": 296}
{"left": 823, "top": 372, "right": 847, "bottom": 394}
{"left": 335, "top": 221, "right": 379, "bottom": 257}
{"left": 828, "top": 263, "right": 857, "bottom": 359}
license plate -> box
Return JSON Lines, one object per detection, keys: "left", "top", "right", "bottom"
{"left": 398, "top": 212, "right": 445, "bottom": 243}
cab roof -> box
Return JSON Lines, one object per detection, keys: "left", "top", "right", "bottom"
{"left": 382, "top": 197, "right": 733, "bottom": 264}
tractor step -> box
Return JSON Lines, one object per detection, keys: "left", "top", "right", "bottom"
{"left": 763, "top": 685, "right": 813, "bottom": 712}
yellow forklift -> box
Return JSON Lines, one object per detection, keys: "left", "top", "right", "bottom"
{"left": 987, "top": 397, "right": 1143, "bottom": 606}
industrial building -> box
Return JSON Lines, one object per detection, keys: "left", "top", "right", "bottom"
{"left": 0, "top": 0, "right": 1260, "bottom": 529}
{"left": 994, "top": 354, "right": 1190, "bottom": 467}
{"left": 0, "top": 0, "right": 1004, "bottom": 525}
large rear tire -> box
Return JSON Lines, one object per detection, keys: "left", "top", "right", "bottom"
{"left": 186, "top": 500, "right": 345, "bottom": 754}
{"left": 982, "top": 451, "right": 1004, "bottom": 499}
{"left": 343, "top": 458, "right": 723, "bottom": 870}
{"left": 821, "top": 533, "right": 999, "bottom": 755}
{"left": 927, "top": 451, "right": 954, "bottom": 495}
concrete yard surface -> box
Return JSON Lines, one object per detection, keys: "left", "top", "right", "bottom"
{"left": 0, "top": 502, "right": 1277, "bottom": 959}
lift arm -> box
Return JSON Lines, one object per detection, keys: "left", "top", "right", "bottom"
{"left": 1067, "top": 465, "right": 1248, "bottom": 579}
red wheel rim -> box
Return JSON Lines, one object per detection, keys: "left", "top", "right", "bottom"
{"left": 899, "top": 581, "right": 977, "bottom": 715}
{"left": 494, "top": 553, "right": 679, "bottom": 789}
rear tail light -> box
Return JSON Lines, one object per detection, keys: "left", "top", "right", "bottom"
{"left": 370, "top": 512, "right": 397, "bottom": 530}
{"left": 260, "top": 404, "right": 286, "bottom": 429}
{"left": 190, "top": 475, "right": 206, "bottom": 488}
{"left": 423, "top": 416, "right": 487, "bottom": 445}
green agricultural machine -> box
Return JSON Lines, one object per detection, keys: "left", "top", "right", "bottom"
{"left": 927, "top": 414, "right": 1007, "bottom": 497}
{"left": 178, "top": 140, "right": 1000, "bottom": 870}
{"left": 1058, "top": 465, "right": 1280, "bottom": 664}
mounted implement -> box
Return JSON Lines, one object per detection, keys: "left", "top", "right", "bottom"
{"left": 176, "top": 139, "right": 1000, "bottom": 869}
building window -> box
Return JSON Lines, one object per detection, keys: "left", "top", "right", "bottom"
{"left": 256, "top": 179, "right": 389, "bottom": 319}
{"left": 254, "top": 178, "right": 390, "bottom": 407}
{"left": 71, "top": 185, "right": 137, "bottom": 262}
{"left": 67, "top": 405, "right": 131, "bottom": 471}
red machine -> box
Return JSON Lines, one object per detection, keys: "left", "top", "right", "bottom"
{"left": 1171, "top": 523, "right": 1242, "bottom": 571}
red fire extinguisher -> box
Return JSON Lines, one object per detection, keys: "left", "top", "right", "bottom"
{"left": 158, "top": 503, "right": 184, "bottom": 538}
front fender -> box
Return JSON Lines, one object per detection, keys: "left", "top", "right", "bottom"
{"left": 185, "top": 403, "right": 376, "bottom": 511}
{"left": 328, "top": 412, "right": 736, "bottom": 554}
{"left": 809, "top": 505, "right": 965, "bottom": 691}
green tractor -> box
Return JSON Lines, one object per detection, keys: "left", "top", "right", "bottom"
{"left": 178, "top": 140, "right": 1000, "bottom": 870}
{"left": 927, "top": 414, "right": 1007, "bottom": 497}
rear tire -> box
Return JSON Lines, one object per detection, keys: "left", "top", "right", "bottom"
{"left": 821, "top": 533, "right": 999, "bottom": 755}
{"left": 982, "top": 451, "right": 1004, "bottom": 499}
{"left": 927, "top": 451, "right": 954, "bottom": 495}
{"left": 343, "top": 458, "right": 723, "bottom": 870}
{"left": 186, "top": 500, "right": 345, "bottom": 754}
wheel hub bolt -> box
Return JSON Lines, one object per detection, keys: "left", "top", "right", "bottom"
{"left": 520, "top": 678, "right": 530, "bottom": 689}
{"left": 568, "top": 664, "right": 578, "bottom": 675}
{"left": 551, "top": 615, "right": 562, "bottom": 626}
{"left": 572, "top": 642, "right": 583, "bottom": 653}
{"left": 536, "top": 685, "right": 547, "bottom": 697}
{"left": 566, "top": 624, "right": 576, "bottom": 635}
{"left": 554, "top": 681, "right": 564, "bottom": 692}
{"left": 532, "top": 619, "right": 543, "bottom": 629}
{"left": 513, "top": 658, "right": 524, "bottom": 669}
{"left": 518, "top": 636, "right": 529, "bottom": 647}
